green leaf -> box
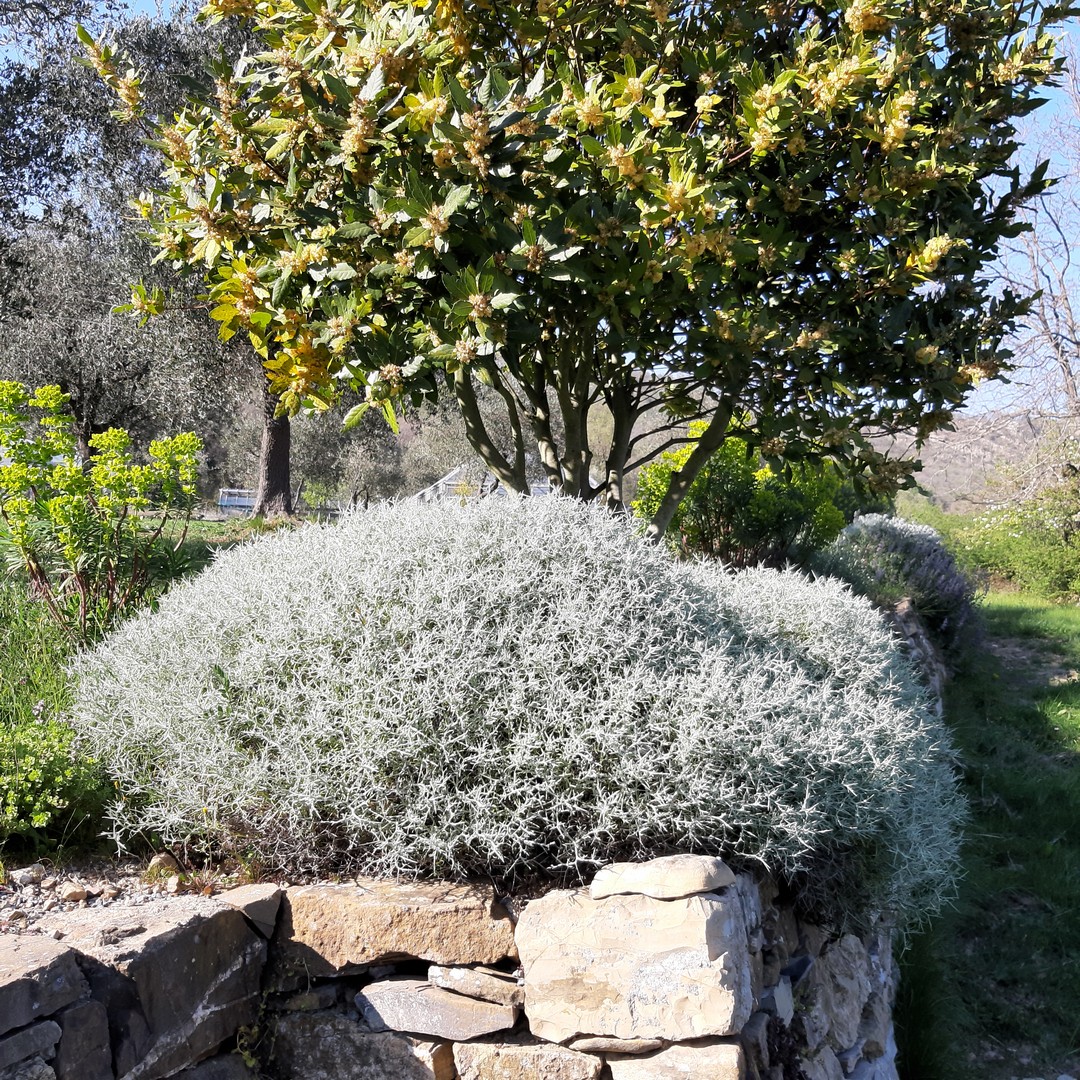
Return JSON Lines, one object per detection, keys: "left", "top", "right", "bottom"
{"left": 343, "top": 402, "right": 372, "bottom": 429}
{"left": 442, "top": 184, "right": 472, "bottom": 216}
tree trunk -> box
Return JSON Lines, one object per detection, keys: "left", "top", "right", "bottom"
{"left": 253, "top": 383, "right": 293, "bottom": 518}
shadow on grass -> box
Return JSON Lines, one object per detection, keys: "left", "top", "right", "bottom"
{"left": 896, "top": 593, "right": 1080, "bottom": 1080}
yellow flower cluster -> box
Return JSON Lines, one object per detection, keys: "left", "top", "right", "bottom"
{"left": 845, "top": 0, "right": 890, "bottom": 33}
{"left": 607, "top": 146, "right": 645, "bottom": 186}
{"left": 275, "top": 243, "right": 327, "bottom": 275}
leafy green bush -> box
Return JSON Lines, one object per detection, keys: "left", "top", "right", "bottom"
{"left": 0, "top": 582, "right": 107, "bottom": 852}
{"left": 71, "top": 498, "right": 963, "bottom": 927}
{"left": 632, "top": 423, "right": 847, "bottom": 565}
{"left": 958, "top": 499, "right": 1080, "bottom": 602}
{"left": 0, "top": 381, "right": 202, "bottom": 642}
{"left": 812, "top": 515, "right": 983, "bottom": 653}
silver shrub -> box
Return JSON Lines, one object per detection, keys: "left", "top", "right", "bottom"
{"left": 812, "top": 513, "right": 983, "bottom": 652}
{"left": 70, "top": 497, "right": 963, "bottom": 926}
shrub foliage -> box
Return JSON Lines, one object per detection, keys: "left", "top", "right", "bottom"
{"left": 0, "top": 381, "right": 202, "bottom": 642}
{"left": 633, "top": 421, "right": 846, "bottom": 565}
{"left": 813, "top": 513, "right": 983, "bottom": 652}
{"left": 71, "top": 499, "right": 963, "bottom": 925}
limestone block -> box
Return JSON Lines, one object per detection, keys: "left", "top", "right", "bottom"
{"left": 174, "top": 1054, "right": 260, "bottom": 1079}
{"left": 0, "top": 1023, "right": 61, "bottom": 1073}
{"left": 590, "top": 856, "right": 735, "bottom": 901}
{"left": 567, "top": 1038, "right": 662, "bottom": 1054}
{"left": 428, "top": 965, "right": 523, "bottom": 1006}
{"left": 271, "top": 1011, "right": 453, "bottom": 1080}
{"left": 356, "top": 978, "right": 518, "bottom": 1040}
{"left": 0, "top": 938, "right": 87, "bottom": 1038}
{"left": 814, "top": 936, "right": 872, "bottom": 1053}
{"left": 273, "top": 882, "right": 516, "bottom": 978}
{"left": 606, "top": 1039, "right": 744, "bottom": 1079}
{"left": 39, "top": 896, "right": 266, "bottom": 1080}
{"left": 799, "top": 1046, "right": 844, "bottom": 1080}
{"left": 220, "top": 883, "right": 282, "bottom": 939}
{"left": 52, "top": 1001, "right": 111, "bottom": 1080}
{"left": 516, "top": 889, "right": 753, "bottom": 1044}
{"left": 453, "top": 1039, "right": 603, "bottom": 1079}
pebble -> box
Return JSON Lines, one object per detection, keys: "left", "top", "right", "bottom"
{"left": 59, "top": 882, "right": 88, "bottom": 903}
{"left": 8, "top": 864, "right": 45, "bottom": 887}
{"left": 148, "top": 852, "right": 181, "bottom": 874}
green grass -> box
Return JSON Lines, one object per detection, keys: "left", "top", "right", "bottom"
{"left": 1, "top": 519, "right": 267, "bottom": 858}
{"left": 897, "top": 591, "right": 1080, "bottom": 1080}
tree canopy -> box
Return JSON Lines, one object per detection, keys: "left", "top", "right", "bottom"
{"left": 93, "top": 0, "right": 1072, "bottom": 533}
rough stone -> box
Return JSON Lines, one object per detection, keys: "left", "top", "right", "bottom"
{"left": 271, "top": 1011, "right": 453, "bottom": 1080}
{"left": 857, "top": 993, "right": 891, "bottom": 1059}
{"left": 813, "top": 936, "right": 872, "bottom": 1053}
{"left": 356, "top": 978, "right": 517, "bottom": 1040}
{"left": 272, "top": 882, "right": 516, "bottom": 979}
{"left": 759, "top": 976, "right": 793, "bottom": 1026}
{"left": 428, "top": 965, "right": 523, "bottom": 1007}
{"left": 566, "top": 1038, "right": 663, "bottom": 1055}
{"left": 800, "top": 1045, "right": 844, "bottom": 1080}
{"left": 453, "top": 1040, "right": 603, "bottom": 1079}
{"left": 52, "top": 1001, "right": 112, "bottom": 1080}
{"left": 0, "top": 1057, "right": 55, "bottom": 1080}
{"left": 0, "top": 937, "right": 87, "bottom": 1038}
{"left": 0, "top": 1022, "right": 61, "bottom": 1072}
{"left": 39, "top": 895, "right": 266, "bottom": 1080}
{"left": 516, "top": 889, "right": 752, "bottom": 1044}
{"left": 606, "top": 1040, "right": 744, "bottom": 1079}
{"left": 7, "top": 866, "right": 45, "bottom": 888}
{"left": 57, "top": 884, "right": 87, "bottom": 904}
{"left": 276, "top": 984, "right": 339, "bottom": 1012}
{"left": 740, "top": 1012, "right": 770, "bottom": 1075}
{"left": 174, "top": 1054, "right": 260, "bottom": 1079}
{"left": 590, "top": 856, "right": 735, "bottom": 901}
{"left": 219, "top": 884, "right": 282, "bottom": 940}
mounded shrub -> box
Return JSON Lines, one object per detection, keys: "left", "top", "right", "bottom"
{"left": 812, "top": 513, "right": 983, "bottom": 653}
{"left": 71, "top": 498, "right": 963, "bottom": 926}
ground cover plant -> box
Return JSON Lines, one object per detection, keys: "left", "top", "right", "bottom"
{"left": 895, "top": 591, "right": 1080, "bottom": 1080}
{"left": 0, "top": 581, "right": 107, "bottom": 853}
{"left": 71, "top": 497, "right": 962, "bottom": 928}
{"left": 812, "top": 514, "right": 984, "bottom": 653}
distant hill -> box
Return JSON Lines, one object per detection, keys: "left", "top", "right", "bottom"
{"left": 890, "top": 411, "right": 1068, "bottom": 510}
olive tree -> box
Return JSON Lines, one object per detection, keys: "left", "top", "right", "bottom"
{"left": 90, "top": 0, "right": 1069, "bottom": 535}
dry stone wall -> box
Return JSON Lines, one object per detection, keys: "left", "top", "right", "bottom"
{"left": 0, "top": 856, "right": 899, "bottom": 1080}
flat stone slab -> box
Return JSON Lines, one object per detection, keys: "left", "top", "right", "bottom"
{"left": 606, "top": 1039, "right": 745, "bottom": 1079}
{"left": 356, "top": 978, "right": 518, "bottom": 1041}
{"left": 0, "top": 1021, "right": 61, "bottom": 1072}
{"left": 0, "top": 937, "right": 86, "bottom": 1037}
{"left": 271, "top": 1012, "right": 453, "bottom": 1079}
{"left": 516, "top": 889, "right": 752, "bottom": 1044}
{"left": 590, "top": 856, "right": 735, "bottom": 901}
{"left": 454, "top": 1039, "right": 603, "bottom": 1079}
{"left": 567, "top": 1037, "right": 664, "bottom": 1054}
{"left": 274, "top": 882, "right": 516, "bottom": 978}
{"left": 428, "top": 965, "right": 523, "bottom": 1007}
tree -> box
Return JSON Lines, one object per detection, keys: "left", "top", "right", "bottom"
{"left": 0, "top": 11, "right": 297, "bottom": 513}
{"left": 92, "top": 0, "right": 1070, "bottom": 536}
